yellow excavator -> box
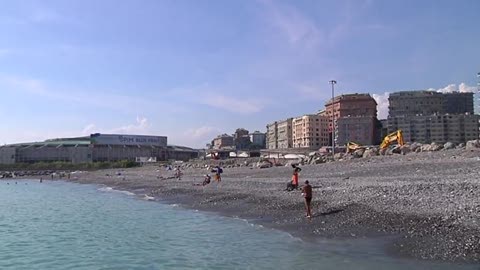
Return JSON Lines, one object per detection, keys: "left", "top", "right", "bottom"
{"left": 346, "top": 141, "right": 365, "bottom": 153}
{"left": 380, "top": 130, "right": 405, "bottom": 150}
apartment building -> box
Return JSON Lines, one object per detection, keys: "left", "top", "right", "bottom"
{"left": 292, "top": 114, "right": 329, "bottom": 148}
{"left": 266, "top": 122, "right": 278, "bottom": 149}
{"left": 277, "top": 118, "right": 293, "bottom": 149}
{"left": 387, "top": 90, "right": 478, "bottom": 144}
{"left": 336, "top": 116, "right": 377, "bottom": 146}
{"left": 388, "top": 114, "right": 479, "bottom": 144}
{"left": 322, "top": 93, "right": 378, "bottom": 145}
{"left": 213, "top": 134, "right": 234, "bottom": 149}
{"left": 388, "top": 91, "right": 473, "bottom": 117}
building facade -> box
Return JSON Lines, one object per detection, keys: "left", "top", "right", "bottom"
{"left": 323, "top": 93, "right": 378, "bottom": 146}
{"left": 388, "top": 91, "right": 474, "bottom": 117}
{"left": 249, "top": 131, "right": 266, "bottom": 148}
{"left": 388, "top": 91, "right": 444, "bottom": 117}
{"left": 388, "top": 114, "right": 480, "bottom": 144}
{"left": 0, "top": 134, "right": 200, "bottom": 164}
{"left": 443, "top": 92, "right": 474, "bottom": 115}
{"left": 336, "top": 116, "right": 378, "bottom": 146}
{"left": 277, "top": 118, "right": 293, "bottom": 149}
{"left": 387, "top": 91, "right": 478, "bottom": 144}
{"left": 266, "top": 122, "right": 278, "bottom": 149}
{"left": 213, "top": 134, "right": 234, "bottom": 150}
{"left": 233, "top": 128, "right": 250, "bottom": 150}
{"left": 292, "top": 114, "right": 329, "bottom": 148}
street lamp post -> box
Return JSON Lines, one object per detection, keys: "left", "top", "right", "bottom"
{"left": 329, "top": 80, "right": 337, "bottom": 156}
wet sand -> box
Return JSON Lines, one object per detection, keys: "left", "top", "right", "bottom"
{"left": 66, "top": 149, "right": 480, "bottom": 262}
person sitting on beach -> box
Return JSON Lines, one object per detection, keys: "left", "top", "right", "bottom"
{"left": 174, "top": 166, "right": 182, "bottom": 180}
{"left": 302, "top": 180, "right": 313, "bottom": 218}
{"left": 202, "top": 174, "right": 211, "bottom": 186}
{"left": 286, "top": 164, "right": 301, "bottom": 191}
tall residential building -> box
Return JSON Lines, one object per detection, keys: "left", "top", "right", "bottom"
{"left": 266, "top": 122, "right": 278, "bottom": 149}
{"left": 292, "top": 114, "right": 329, "bottom": 148}
{"left": 277, "top": 118, "right": 293, "bottom": 149}
{"left": 443, "top": 92, "right": 474, "bottom": 115}
{"left": 388, "top": 91, "right": 443, "bottom": 117}
{"left": 387, "top": 90, "right": 478, "bottom": 144}
{"left": 388, "top": 114, "right": 479, "bottom": 144}
{"left": 250, "top": 131, "right": 266, "bottom": 148}
{"left": 388, "top": 91, "right": 473, "bottom": 117}
{"left": 213, "top": 134, "right": 234, "bottom": 149}
{"left": 323, "top": 93, "right": 378, "bottom": 145}
{"left": 265, "top": 118, "right": 293, "bottom": 149}
{"left": 336, "top": 116, "right": 377, "bottom": 146}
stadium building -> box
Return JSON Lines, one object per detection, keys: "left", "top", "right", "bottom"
{"left": 0, "top": 133, "right": 199, "bottom": 164}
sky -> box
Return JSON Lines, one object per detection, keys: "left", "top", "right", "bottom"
{"left": 0, "top": 0, "right": 479, "bottom": 148}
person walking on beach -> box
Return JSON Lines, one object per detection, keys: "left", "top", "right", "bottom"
{"left": 302, "top": 180, "right": 313, "bottom": 218}
{"left": 214, "top": 166, "right": 223, "bottom": 182}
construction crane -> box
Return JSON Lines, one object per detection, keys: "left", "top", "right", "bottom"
{"left": 380, "top": 130, "right": 405, "bottom": 150}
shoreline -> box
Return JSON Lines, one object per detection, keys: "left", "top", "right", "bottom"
{"left": 10, "top": 150, "right": 480, "bottom": 263}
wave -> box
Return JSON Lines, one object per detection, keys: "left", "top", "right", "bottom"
{"left": 98, "top": 186, "right": 135, "bottom": 196}
{"left": 142, "top": 195, "right": 155, "bottom": 201}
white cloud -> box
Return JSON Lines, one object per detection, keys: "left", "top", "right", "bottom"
{"left": 201, "top": 94, "right": 266, "bottom": 114}
{"left": 260, "top": 0, "right": 324, "bottom": 48}
{"left": 372, "top": 92, "right": 389, "bottom": 119}
{"left": 82, "top": 124, "right": 97, "bottom": 135}
{"left": 184, "top": 126, "right": 220, "bottom": 139}
{"left": 78, "top": 117, "right": 151, "bottom": 137}
{"left": 172, "top": 126, "right": 223, "bottom": 148}
{"left": 435, "top": 83, "right": 477, "bottom": 93}
{"left": 111, "top": 116, "right": 150, "bottom": 134}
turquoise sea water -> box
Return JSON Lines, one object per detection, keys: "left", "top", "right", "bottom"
{"left": 0, "top": 180, "right": 477, "bottom": 270}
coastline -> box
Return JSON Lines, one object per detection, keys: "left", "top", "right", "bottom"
{"left": 16, "top": 149, "right": 480, "bottom": 263}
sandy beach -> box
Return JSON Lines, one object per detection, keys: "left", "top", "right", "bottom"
{"left": 52, "top": 149, "right": 480, "bottom": 262}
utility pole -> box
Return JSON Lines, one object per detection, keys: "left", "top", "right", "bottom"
{"left": 329, "top": 80, "right": 337, "bottom": 156}
{"left": 477, "top": 72, "right": 480, "bottom": 114}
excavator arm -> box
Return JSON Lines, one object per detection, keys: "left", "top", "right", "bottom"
{"left": 346, "top": 142, "right": 364, "bottom": 153}
{"left": 380, "top": 130, "right": 405, "bottom": 149}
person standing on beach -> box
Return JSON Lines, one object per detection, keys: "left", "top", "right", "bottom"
{"left": 214, "top": 166, "right": 223, "bottom": 182}
{"left": 302, "top": 180, "right": 313, "bottom": 218}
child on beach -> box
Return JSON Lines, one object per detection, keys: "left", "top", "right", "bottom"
{"left": 202, "top": 174, "right": 211, "bottom": 186}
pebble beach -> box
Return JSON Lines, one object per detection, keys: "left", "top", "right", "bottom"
{"left": 56, "top": 149, "right": 480, "bottom": 263}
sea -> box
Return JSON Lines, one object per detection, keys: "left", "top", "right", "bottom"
{"left": 0, "top": 180, "right": 477, "bottom": 270}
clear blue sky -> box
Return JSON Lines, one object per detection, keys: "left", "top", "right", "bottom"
{"left": 1, "top": 0, "right": 479, "bottom": 147}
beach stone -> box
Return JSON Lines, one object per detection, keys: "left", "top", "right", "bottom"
{"left": 400, "top": 145, "right": 411, "bottom": 155}
{"left": 430, "top": 142, "right": 443, "bottom": 151}
{"left": 391, "top": 145, "right": 402, "bottom": 154}
{"left": 443, "top": 142, "right": 455, "bottom": 150}
{"left": 352, "top": 148, "right": 365, "bottom": 158}
{"left": 410, "top": 143, "right": 422, "bottom": 152}
{"left": 257, "top": 161, "right": 272, "bottom": 169}
{"left": 466, "top": 140, "right": 480, "bottom": 150}
{"left": 311, "top": 156, "right": 326, "bottom": 164}
{"left": 420, "top": 144, "right": 433, "bottom": 152}
{"left": 362, "top": 148, "right": 379, "bottom": 158}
